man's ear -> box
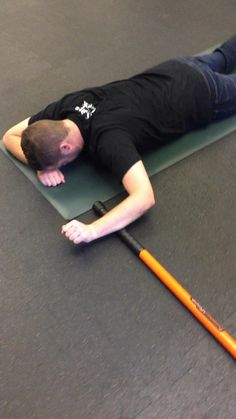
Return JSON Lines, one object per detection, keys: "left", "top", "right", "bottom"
{"left": 59, "top": 141, "right": 72, "bottom": 155}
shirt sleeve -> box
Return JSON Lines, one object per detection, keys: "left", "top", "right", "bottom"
{"left": 95, "top": 129, "right": 142, "bottom": 181}
{"left": 28, "top": 100, "right": 60, "bottom": 125}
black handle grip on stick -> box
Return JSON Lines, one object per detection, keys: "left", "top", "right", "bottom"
{"left": 92, "top": 201, "right": 143, "bottom": 255}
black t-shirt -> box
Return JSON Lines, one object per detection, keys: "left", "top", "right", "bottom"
{"left": 29, "top": 59, "right": 213, "bottom": 181}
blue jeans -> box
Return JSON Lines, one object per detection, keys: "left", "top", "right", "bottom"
{"left": 177, "top": 35, "right": 236, "bottom": 120}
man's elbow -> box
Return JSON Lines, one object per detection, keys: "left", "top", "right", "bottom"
{"left": 147, "top": 193, "right": 156, "bottom": 209}
{"left": 141, "top": 190, "right": 156, "bottom": 212}
{"left": 2, "top": 133, "right": 7, "bottom": 146}
{"left": 2, "top": 132, "right": 11, "bottom": 149}
{"left": 150, "top": 193, "right": 156, "bottom": 208}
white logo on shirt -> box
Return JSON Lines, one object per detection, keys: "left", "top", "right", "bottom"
{"left": 75, "top": 101, "right": 96, "bottom": 119}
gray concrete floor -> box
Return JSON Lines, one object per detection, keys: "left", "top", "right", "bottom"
{"left": 0, "top": 1, "right": 236, "bottom": 418}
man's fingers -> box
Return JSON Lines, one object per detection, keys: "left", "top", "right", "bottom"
{"left": 46, "top": 174, "right": 54, "bottom": 186}
{"left": 62, "top": 221, "right": 79, "bottom": 235}
{"left": 64, "top": 227, "right": 80, "bottom": 239}
{"left": 68, "top": 230, "right": 81, "bottom": 241}
{"left": 73, "top": 236, "right": 83, "bottom": 244}
{"left": 61, "top": 221, "right": 83, "bottom": 242}
{"left": 62, "top": 220, "right": 75, "bottom": 233}
{"left": 38, "top": 169, "right": 65, "bottom": 187}
{"left": 53, "top": 171, "right": 64, "bottom": 185}
{"left": 41, "top": 174, "right": 51, "bottom": 186}
{"left": 38, "top": 172, "right": 52, "bottom": 186}
{"left": 51, "top": 173, "right": 60, "bottom": 186}
{"left": 59, "top": 171, "right": 65, "bottom": 183}
{"left": 61, "top": 221, "right": 96, "bottom": 244}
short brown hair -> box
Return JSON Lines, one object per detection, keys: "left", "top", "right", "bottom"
{"left": 21, "top": 120, "right": 69, "bottom": 170}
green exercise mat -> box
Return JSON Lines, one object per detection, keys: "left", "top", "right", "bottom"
{"left": 1, "top": 44, "right": 236, "bottom": 220}
{"left": 1, "top": 115, "right": 236, "bottom": 220}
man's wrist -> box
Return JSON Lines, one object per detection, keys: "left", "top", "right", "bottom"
{"left": 88, "top": 224, "right": 98, "bottom": 242}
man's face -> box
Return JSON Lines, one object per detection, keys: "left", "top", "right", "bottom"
{"left": 47, "top": 148, "right": 80, "bottom": 171}
{"left": 57, "top": 152, "right": 78, "bottom": 167}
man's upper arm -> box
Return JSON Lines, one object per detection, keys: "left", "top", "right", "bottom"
{"left": 95, "top": 129, "right": 142, "bottom": 182}
{"left": 122, "top": 160, "right": 155, "bottom": 208}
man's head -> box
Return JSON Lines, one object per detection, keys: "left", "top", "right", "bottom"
{"left": 21, "top": 119, "right": 84, "bottom": 171}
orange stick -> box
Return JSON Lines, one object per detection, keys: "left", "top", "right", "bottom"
{"left": 93, "top": 201, "right": 236, "bottom": 359}
{"left": 140, "top": 249, "right": 236, "bottom": 359}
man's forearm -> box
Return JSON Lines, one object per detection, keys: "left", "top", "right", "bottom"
{"left": 91, "top": 191, "right": 155, "bottom": 240}
{"left": 62, "top": 191, "right": 155, "bottom": 245}
{"left": 2, "top": 134, "right": 28, "bottom": 164}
